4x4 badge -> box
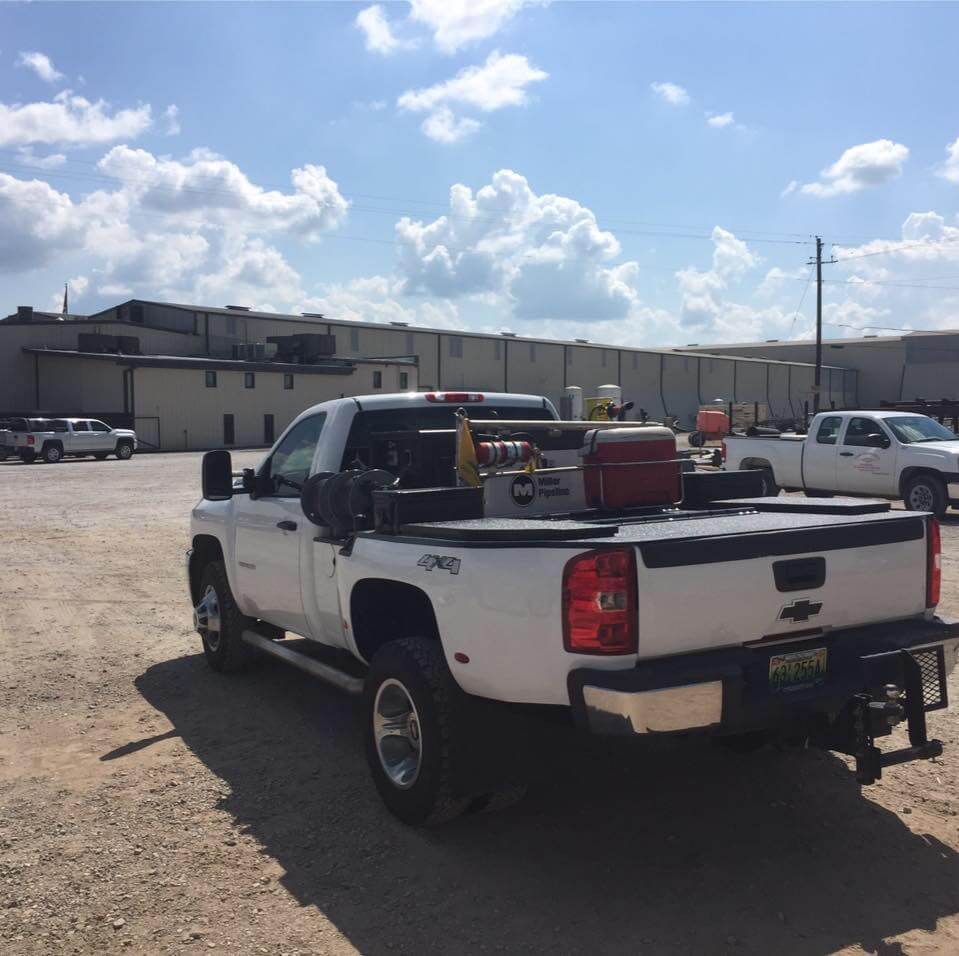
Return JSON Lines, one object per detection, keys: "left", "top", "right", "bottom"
{"left": 779, "top": 599, "right": 823, "bottom": 624}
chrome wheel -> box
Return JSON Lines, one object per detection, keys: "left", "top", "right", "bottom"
{"left": 117, "top": 444, "right": 132, "bottom": 459}
{"left": 373, "top": 678, "right": 422, "bottom": 789}
{"left": 909, "top": 483, "right": 934, "bottom": 512}
{"left": 45, "top": 446, "right": 61, "bottom": 463}
{"left": 193, "top": 584, "right": 222, "bottom": 651}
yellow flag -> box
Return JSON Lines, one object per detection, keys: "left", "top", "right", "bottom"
{"left": 456, "top": 413, "right": 481, "bottom": 487}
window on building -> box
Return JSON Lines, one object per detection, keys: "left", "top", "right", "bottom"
{"left": 494, "top": 339, "right": 502, "bottom": 361}
{"left": 244, "top": 372, "right": 255, "bottom": 389}
{"left": 264, "top": 414, "right": 275, "bottom": 445}
{"left": 373, "top": 370, "right": 383, "bottom": 389}
{"left": 529, "top": 343, "right": 536, "bottom": 362}
{"left": 205, "top": 371, "right": 217, "bottom": 388}
{"left": 449, "top": 336, "right": 463, "bottom": 358}
{"left": 350, "top": 327, "right": 360, "bottom": 351}
{"left": 399, "top": 371, "right": 409, "bottom": 390}
{"left": 283, "top": 373, "right": 294, "bottom": 390}
{"left": 223, "top": 414, "right": 235, "bottom": 446}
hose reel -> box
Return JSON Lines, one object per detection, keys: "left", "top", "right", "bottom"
{"left": 300, "top": 467, "right": 398, "bottom": 535}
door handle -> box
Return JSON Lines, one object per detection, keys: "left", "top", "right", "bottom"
{"left": 839, "top": 452, "right": 853, "bottom": 457}
{"left": 276, "top": 520, "right": 298, "bottom": 531}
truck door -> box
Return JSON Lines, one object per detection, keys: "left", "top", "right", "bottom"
{"left": 801, "top": 415, "right": 842, "bottom": 490}
{"left": 68, "top": 420, "right": 92, "bottom": 454}
{"left": 836, "top": 416, "right": 897, "bottom": 495}
{"left": 234, "top": 413, "right": 326, "bottom": 636}
{"left": 88, "top": 420, "right": 114, "bottom": 452}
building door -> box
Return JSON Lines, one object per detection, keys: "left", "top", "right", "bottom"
{"left": 223, "top": 414, "right": 235, "bottom": 446}
{"left": 264, "top": 414, "right": 275, "bottom": 445}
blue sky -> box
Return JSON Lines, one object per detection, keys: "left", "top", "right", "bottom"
{"left": 2, "top": 1, "right": 959, "bottom": 346}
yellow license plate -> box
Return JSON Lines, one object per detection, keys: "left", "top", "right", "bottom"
{"left": 769, "top": 647, "right": 827, "bottom": 691}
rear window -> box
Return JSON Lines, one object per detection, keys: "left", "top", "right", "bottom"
{"left": 13, "top": 418, "right": 52, "bottom": 431}
{"left": 342, "top": 404, "right": 554, "bottom": 470}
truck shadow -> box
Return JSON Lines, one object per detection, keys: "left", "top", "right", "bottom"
{"left": 134, "top": 654, "right": 959, "bottom": 955}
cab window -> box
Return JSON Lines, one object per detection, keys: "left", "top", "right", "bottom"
{"left": 71, "top": 421, "right": 90, "bottom": 432}
{"left": 816, "top": 416, "right": 842, "bottom": 445}
{"left": 50, "top": 419, "right": 69, "bottom": 433}
{"left": 89, "top": 421, "right": 110, "bottom": 432}
{"left": 843, "top": 417, "right": 885, "bottom": 447}
{"left": 263, "top": 413, "right": 326, "bottom": 497}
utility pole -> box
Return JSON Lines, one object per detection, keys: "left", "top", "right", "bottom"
{"left": 807, "top": 236, "right": 837, "bottom": 413}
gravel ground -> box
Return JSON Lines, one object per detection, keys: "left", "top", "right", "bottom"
{"left": 2, "top": 450, "right": 959, "bottom": 955}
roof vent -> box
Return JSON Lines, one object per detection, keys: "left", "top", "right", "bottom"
{"left": 575, "top": 338, "right": 589, "bottom": 344}
{"left": 765, "top": 338, "right": 779, "bottom": 343}
{"left": 500, "top": 331, "right": 517, "bottom": 337}
{"left": 301, "top": 312, "right": 326, "bottom": 319}
{"left": 686, "top": 342, "right": 699, "bottom": 346}
{"left": 390, "top": 321, "right": 410, "bottom": 327}
{"left": 863, "top": 334, "right": 878, "bottom": 338}
{"left": 16, "top": 306, "right": 34, "bottom": 322}
{"left": 225, "top": 305, "right": 251, "bottom": 311}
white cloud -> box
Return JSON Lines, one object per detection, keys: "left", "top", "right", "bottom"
{"left": 395, "top": 169, "right": 641, "bottom": 321}
{"left": 14, "top": 146, "right": 67, "bottom": 169}
{"left": 795, "top": 139, "right": 909, "bottom": 198}
{"left": 48, "top": 275, "right": 89, "bottom": 312}
{"left": 399, "top": 51, "right": 547, "bottom": 113}
{"left": 408, "top": 0, "right": 541, "bottom": 54}
{"left": 676, "top": 226, "right": 760, "bottom": 329}
{"left": 938, "top": 135, "right": 959, "bottom": 184}
{"left": 650, "top": 81, "right": 690, "bottom": 107}
{"left": 398, "top": 51, "right": 547, "bottom": 143}
{"left": 17, "top": 51, "right": 64, "bottom": 84}
{"left": 96, "top": 145, "right": 349, "bottom": 237}
{"left": 0, "top": 91, "right": 152, "bottom": 147}
{"left": 163, "top": 104, "right": 180, "bottom": 136}
{"left": 355, "top": 5, "right": 408, "bottom": 55}
{"left": 420, "top": 106, "right": 481, "bottom": 143}
{"left": 706, "top": 111, "right": 734, "bottom": 128}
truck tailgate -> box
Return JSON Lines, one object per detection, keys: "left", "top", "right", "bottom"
{"left": 631, "top": 513, "right": 929, "bottom": 658}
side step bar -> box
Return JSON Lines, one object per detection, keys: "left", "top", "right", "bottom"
{"left": 241, "top": 630, "right": 364, "bottom": 695}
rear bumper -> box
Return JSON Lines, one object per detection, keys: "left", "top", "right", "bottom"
{"left": 569, "top": 615, "right": 959, "bottom": 737}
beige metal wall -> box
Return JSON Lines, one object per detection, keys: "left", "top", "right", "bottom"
{"left": 134, "top": 361, "right": 414, "bottom": 450}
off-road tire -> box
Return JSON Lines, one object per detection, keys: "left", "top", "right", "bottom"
{"left": 42, "top": 443, "right": 63, "bottom": 464}
{"left": 904, "top": 473, "right": 947, "bottom": 518}
{"left": 364, "top": 637, "right": 472, "bottom": 826}
{"left": 115, "top": 441, "right": 134, "bottom": 460}
{"left": 197, "top": 561, "right": 256, "bottom": 673}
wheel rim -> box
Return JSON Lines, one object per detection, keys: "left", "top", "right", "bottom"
{"left": 909, "top": 484, "right": 934, "bottom": 511}
{"left": 193, "top": 584, "right": 222, "bottom": 651}
{"left": 48, "top": 448, "right": 60, "bottom": 462}
{"left": 118, "top": 445, "right": 131, "bottom": 458}
{"left": 373, "top": 678, "right": 423, "bottom": 789}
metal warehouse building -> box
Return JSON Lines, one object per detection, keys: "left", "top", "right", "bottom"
{"left": 2, "top": 299, "right": 854, "bottom": 451}
{"left": 681, "top": 330, "right": 959, "bottom": 408}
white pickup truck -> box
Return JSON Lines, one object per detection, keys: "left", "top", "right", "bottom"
{"left": 723, "top": 410, "right": 959, "bottom": 516}
{"left": 12, "top": 417, "right": 137, "bottom": 463}
{"left": 187, "top": 392, "right": 959, "bottom": 825}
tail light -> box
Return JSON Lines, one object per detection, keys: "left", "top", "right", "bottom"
{"left": 927, "top": 518, "right": 941, "bottom": 608}
{"left": 425, "top": 392, "right": 484, "bottom": 403}
{"left": 27, "top": 435, "right": 35, "bottom": 445}
{"left": 563, "top": 548, "right": 638, "bottom": 655}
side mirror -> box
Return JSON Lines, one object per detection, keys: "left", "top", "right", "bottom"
{"left": 865, "top": 432, "right": 890, "bottom": 449}
{"left": 202, "top": 449, "right": 234, "bottom": 500}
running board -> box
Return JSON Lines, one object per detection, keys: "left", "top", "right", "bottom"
{"left": 241, "top": 630, "right": 363, "bottom": 695}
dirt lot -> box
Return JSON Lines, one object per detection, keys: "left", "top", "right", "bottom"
{"left": 2, "top": 451, "right": 959, "bottom": 955}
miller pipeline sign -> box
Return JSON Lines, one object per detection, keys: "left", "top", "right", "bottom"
{"left": 484, "top": 468, "right": 587, "bottom": 517}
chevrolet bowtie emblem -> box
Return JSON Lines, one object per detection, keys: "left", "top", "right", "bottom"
{"left": 779, "top": 599, "right": 823, "bottom": 624}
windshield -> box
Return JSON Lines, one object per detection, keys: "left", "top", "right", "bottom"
{"left": 885, "top": 416, "right": 959, "bottom": 443}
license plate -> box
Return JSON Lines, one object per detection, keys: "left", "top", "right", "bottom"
{"left": 769, "top": 647, "right": 827, "bottom": 692}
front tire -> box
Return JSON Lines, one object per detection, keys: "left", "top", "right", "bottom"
{"left": 42, "top": 444, "right": 62, "bottom": 464}
{"left": 904, "top": 473, "right": 947, "bottom": 517}
{"left": 195, "top": 561, "right": 256, "bottom": 672}
{"left": 115, "top": 441, "right": 134, "bottom": 460}
{"left": 364, "top": 638, "right": 471, "bottom": 826}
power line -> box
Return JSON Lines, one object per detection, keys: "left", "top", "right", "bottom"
{"left": 833, "top": 235, "right": 959, "bottom": 262}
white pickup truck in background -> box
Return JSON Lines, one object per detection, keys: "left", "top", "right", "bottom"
{"left": 12, "top": 417, "right": 138, "bottom": 464}
{"left": 723, "top": 410, "right": 959, "bottom": 516}
{"left": 187, "top": 392, "right": 958, "bottom": 825}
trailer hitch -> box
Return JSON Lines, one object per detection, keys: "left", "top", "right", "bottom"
{"left": 850, "top": 650, "right": 943, "bottom": 785}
